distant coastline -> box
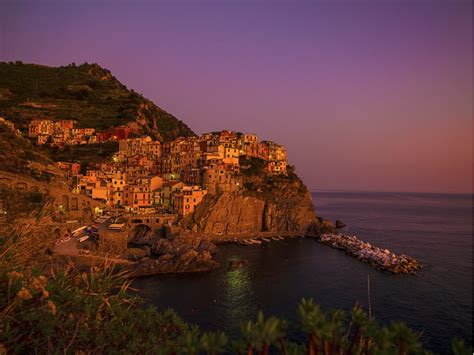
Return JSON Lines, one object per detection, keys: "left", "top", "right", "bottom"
{"left": 312, "top": 189, "right": 473, "bottom": 196}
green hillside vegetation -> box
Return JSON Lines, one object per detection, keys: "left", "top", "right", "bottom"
{"left": 50, "top": 141, "right": 119, "bottom": 169}
{"left": 0, "top": 61, "right": 195, "bottom": 141}
{"left": 239, "top": 156, "right": 268, "bottom": 176}
{"left": 0, "top": 122, "right": 51, "bottom": 180}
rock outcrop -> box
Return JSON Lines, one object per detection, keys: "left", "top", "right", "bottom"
{"left": 181, "top": 174, "right": 322, "bottom": 240}
{"left": 123, "top": 226, "right": 220, "bottom": 277}
{"left": 124, "top": 236, "right": 219, "bottom": 277}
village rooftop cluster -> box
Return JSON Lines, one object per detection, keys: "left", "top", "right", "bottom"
{"left": 28, "top": 119, "right": 134, "bottom": 145}
{"left": 50, "top": 124, "right": 289, "bottom": 217}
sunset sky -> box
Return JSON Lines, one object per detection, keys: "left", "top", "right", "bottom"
{"left": 1, "top": 0, "right": 472, "bottom": 193}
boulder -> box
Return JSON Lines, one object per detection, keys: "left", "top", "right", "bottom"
{"left": 141, "top": 245, "right": 151, "bottom": 257}
{"left": 157, "top": 253, "right": 173, "bottom": 263}
{"left": 319, "top": 219, "right": 335, "bottom": 234}
{"left": 192, "top": 251, "right": 218, "bottom": 271}
{"left": 175, "top": 249, "right": 199, "bottom": 271}
{"left": 151, "top": 239, "right": 174, "bottom": 256}
{"left": 127, "top": 248, "right": 147, "bottom": 261}
{"left": 335, "top": 220, "right": 346, "bottom": 228}
{"left": 198, "top": 240, "right": 218, "bottom": 255}
{"left": 228, "top": 259, "right": 247, "bottom": 271}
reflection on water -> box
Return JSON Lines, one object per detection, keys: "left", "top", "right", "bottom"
{"left": 133, "top": 192, "right": 472, "bottom": 353}
{"left": 222, "top": 268, "right": 256, "bottom": 333}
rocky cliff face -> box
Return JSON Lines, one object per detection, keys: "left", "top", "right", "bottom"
{"left": 181, "top": 173, "right": 323, "bottom": 239}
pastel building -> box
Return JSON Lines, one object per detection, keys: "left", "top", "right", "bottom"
{"left": 173, "top": 186, "right": 208, "bottom": 217}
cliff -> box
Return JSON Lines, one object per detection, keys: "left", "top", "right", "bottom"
{"left": 181, "top": 171, "right": 325, "bottom": 239}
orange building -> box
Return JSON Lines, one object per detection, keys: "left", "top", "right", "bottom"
{"left": 173, "top": 186, "right": 207, "bottom": 217}
{"left": 57, "top": 162, "right": 81, "bottom": 176}
{"left": 123, "top": 184, "right": 153, "bottom": 211}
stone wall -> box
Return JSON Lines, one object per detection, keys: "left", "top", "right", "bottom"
{"left": 98, "top": 230, "right": 128, "bottom": 255}
{"left": 0, "top": 171, "right": 104, "bottom": 221}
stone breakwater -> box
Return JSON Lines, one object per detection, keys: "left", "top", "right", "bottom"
{"left": 317, "top": 234, "right": 422, "bottom": 274}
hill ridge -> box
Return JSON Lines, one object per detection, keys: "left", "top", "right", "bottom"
{"left": 0, "top": 61, "right": 195, "bottom": 142}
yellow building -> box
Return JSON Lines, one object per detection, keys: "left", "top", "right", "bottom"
{"left": 92, "top": 185, "right": 113, "bottom": 204}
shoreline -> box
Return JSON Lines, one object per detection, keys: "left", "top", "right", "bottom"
{"left": 52, "top": 221, "right": 422, "bottom": 277}
{"left": 215, "top": 232, "right": 422, "bottom": 275}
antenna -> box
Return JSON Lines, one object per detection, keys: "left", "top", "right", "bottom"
{"left": 367, "top": 274, "right": 372, "bottom": 319}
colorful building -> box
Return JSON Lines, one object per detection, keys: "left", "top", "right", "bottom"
{"left": 173, "top": 186, "right": 208, "bottom": 217}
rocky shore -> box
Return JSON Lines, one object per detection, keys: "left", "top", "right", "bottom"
{"left": 316, "top": 233, "right": 422, "bottom": 274}
{"left": 122, "top": 232, "right": 220, "bottom": 278}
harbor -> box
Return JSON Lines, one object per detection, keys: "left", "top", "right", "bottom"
{"left": 316, "top": 233, "right": 422, "bottom": 274}
{"left": 233, "top": 233, "right": 422, "bottom": 274}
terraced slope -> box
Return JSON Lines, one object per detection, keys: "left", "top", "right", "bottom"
{"left": 0, "top": 62, "right": 195, "bottom": 141}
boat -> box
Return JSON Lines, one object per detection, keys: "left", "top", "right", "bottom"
{"left": 71, "top": 225, "right": 88, "bottom": 236}
{"left": 108, "top": 223, "right": 125, "bottom": 231}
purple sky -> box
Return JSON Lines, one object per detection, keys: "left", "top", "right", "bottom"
{"left": 1, "top": 0, "right": 472, "bottom": 193}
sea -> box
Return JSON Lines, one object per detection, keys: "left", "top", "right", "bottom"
{"left": 133, "top": 192, "right": 473, "bottom": 353}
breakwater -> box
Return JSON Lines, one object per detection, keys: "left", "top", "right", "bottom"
{"left": 317, "top": 233, "right": 422, "bottom": 274}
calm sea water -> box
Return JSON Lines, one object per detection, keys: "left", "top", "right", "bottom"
{"left": 133, "top": 192, "right": 473, "bottom": 353}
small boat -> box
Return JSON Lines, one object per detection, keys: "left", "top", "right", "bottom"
{"left": 261, "top": 238, "right": 271, "bottom": 242}
{"left": 71, "top": 225, "right": 88, "bottom": 236}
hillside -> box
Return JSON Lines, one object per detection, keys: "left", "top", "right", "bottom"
{"left": 0, "top": 61, "right": 195, "bottom": 141}
{"left": 0, "top": 120, "right": 52, "bottom": 179}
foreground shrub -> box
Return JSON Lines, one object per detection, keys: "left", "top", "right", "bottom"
{"left": 0, "top": 265, "right": 190, "bottom": 353}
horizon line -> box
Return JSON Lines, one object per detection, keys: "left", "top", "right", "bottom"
{"left": 310, "top": 189, "right": 473, "bottom": 196}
